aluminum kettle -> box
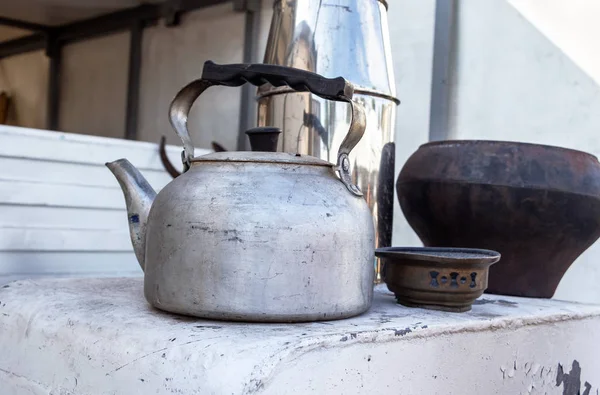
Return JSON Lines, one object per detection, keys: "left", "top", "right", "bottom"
{"left": 106, "top": 62, "right": 375, "bottom": 322}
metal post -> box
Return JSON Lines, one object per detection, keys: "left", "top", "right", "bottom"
{"left": 235, "top": 0, "right": 261, "bottom": 151}
{"left": 428, "top": 0, "right": 456, "bottom": 142}
{"left": 125, "top": 21, "right": 144, "bottom": 140}
{"left": 46, "top": 33, "right": 62, "bottom": 131}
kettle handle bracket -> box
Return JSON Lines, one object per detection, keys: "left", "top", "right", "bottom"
{"left": 335, "top": 99, "right": 366, "bottom": 196}
{"left": 168, "top": 61, "right": 366, "bottom": 195}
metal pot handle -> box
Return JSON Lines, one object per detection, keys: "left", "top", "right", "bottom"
{"left": 168, "top": 61, "right": 367, "bottom": 196}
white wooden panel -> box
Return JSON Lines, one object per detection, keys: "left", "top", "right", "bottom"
{"left": 0, "top": 180, "right": 127, "bottom": 209}
{"left": 0, "top": 227, "right": 132, "bottom": 252}
{"left": 0, "top": 125, "right": 209, "bottom": 170}
{"left": 0, "top": 126, "right": 212, "bottom": 278}
{"left": 0, "top": 205, "right": 127, "bottom": 230}
{"left": 0, "top": 156, "right": 174, "bottom": 189}
{"left": 0, "top": 251, "right": 141, "bottom": 276}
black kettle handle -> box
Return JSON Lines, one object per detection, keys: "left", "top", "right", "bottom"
{"left": 168, "top": 61, "right": 366, "bottom": 196}
{"left": 201, "top": 61, "right": 354, "bottom": 101}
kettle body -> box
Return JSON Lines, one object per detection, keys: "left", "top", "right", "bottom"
{"left": 107, "top": 62, "right": 375, "bottom": 322}
{"left": 144, "top": 152, "right": 374, "bottom": 321}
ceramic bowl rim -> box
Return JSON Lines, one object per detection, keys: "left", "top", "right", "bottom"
{"left": 419, "top": 139, "right": 599, "bottom": 162}
{"left": 375, "top": 247, "right": 500, "bottom": 267}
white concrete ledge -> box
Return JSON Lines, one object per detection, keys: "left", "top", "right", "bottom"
{"left": 0, "top": 278, "right": 599, "bottom": 394}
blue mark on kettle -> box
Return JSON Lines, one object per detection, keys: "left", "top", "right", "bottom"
{"left": 130, "top": 214, "right": 140, "bottom": 223}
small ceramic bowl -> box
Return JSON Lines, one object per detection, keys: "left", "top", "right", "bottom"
{"left": 375, "top": 247, "right": 501, "bottom": 312}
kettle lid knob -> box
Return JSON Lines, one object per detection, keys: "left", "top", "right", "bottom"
{"left": 245, "top": 127, "right": 282, "bottom": 152}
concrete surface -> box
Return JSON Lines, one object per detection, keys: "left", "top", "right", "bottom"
{"left": 0, "top": 278, "right": 598, "bottom": 394}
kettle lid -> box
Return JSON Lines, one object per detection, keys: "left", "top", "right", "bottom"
{"left": 245, "top": 127, "right": 281, "bottom": 152}
{"left": 191, "top": 126, "right": 332, "bottom": 166}
{"left": 191, "top": 151, "right": 332, "bottom": 167}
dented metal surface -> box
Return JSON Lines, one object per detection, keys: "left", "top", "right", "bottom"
{"left": 106, "top": 63, "right": 375, "bottom": 322}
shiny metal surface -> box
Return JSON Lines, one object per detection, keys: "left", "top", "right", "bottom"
{"left": 105, "top": 159, "right": 156, "bottom": 270}
{"left": 258, "top": 0, "right": 399, "bottom": 281}
{"left": 259, "top": 0, "right": 397, "bottom": 97}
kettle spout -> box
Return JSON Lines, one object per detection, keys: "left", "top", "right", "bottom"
{"left": 106, "top": 159, "right": 156, "bottom": 271}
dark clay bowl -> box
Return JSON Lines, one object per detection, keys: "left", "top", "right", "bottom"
{"left": 375, "top": 247, "right": 500, "bottom": 312}
{"left": 397, "top": 140, "right": 600, "bottom": 298}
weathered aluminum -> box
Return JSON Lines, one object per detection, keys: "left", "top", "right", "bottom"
{"left": 106, "top": 62, "right": 375, "bottom": 322}
{"left": 397, "top": 140, "right": 600, "bottom": 298}
{"left": 172, "top": 62, "right": 365, "bottom": 196}
{"left": 257, "top": 0, "right": 399, "bottom": 280}
{"left": 105, "top": 158, "right": 155, "bottom": 269}
{"left": 376, "top": 247, "right": 500, "bottom": 312}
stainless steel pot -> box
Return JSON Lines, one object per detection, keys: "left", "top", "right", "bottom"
{"left": 258, "top": 0, "right": 399, "bottom": 281}
{"left": 106, "top": 62, "right": 375, "bottom": 322}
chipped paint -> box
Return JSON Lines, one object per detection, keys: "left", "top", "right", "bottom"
{"left": 500, "top": 358, "right": 596, "bottom": 394}
{"left": 501, "top": 359, "right": 551, "bottom": 390}
{"left": 556, "top": 360, "right": 595, "bottom": 395}
{"left": 394, "top": 328, "right": 412, "bottom": 336}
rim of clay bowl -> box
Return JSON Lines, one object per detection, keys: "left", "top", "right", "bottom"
{"left": 375, "top": 247, "right": 500, "bottom": 266}
{"left": 419, "top": 140, "right": 599, "bottom": 162}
